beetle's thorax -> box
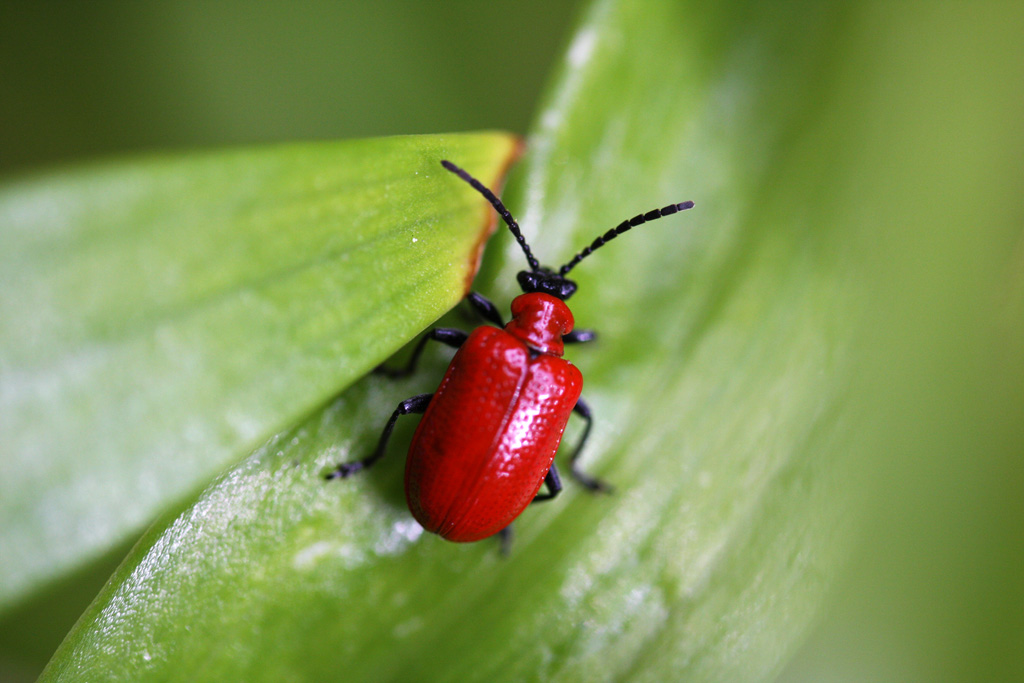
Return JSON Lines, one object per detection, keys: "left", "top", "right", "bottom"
{"left": 503, "top": 292, "right": 575, "bottom": 357}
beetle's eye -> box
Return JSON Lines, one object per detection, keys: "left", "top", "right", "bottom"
{"left": 516, "top": 271, "right": 538, "bottom": 293}
{"left": 555, "top": 279, "right": 577, "bottom": 299}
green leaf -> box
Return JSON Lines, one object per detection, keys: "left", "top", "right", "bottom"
{"left": 0, "top": 133, "right": 520, "bottom": 610}
{"left": 34, "top": 0, "right": 1024, "bottom": 681}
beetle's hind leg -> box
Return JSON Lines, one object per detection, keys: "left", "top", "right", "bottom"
{"left": 491, "top": 466, "right": 563, "bottom": 556}
{"left": 531, "top": 464, "right": 563, "bottom": 503}
{"left": 496, "top": 526, "right": 514, "bottom": 556}
{"left": 569, "top": 397, "right": 613, "bottom": 493}
{"left": 325, "top": 393, "right": 432, "bottom": 479}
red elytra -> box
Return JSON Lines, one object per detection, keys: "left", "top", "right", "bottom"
{"left": 406, "top": 293, "right": 580, "bottom": 542}
{"left": 327, "top": 160, "right": 693, "bottom": 547}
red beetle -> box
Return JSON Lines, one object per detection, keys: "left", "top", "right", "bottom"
{"left": 328, "top": 160, "right": 693, "bottom": 545}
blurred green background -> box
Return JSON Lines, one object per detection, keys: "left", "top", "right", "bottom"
{"left": 2, "top": 1, "right": 1024, "bottom": 681}
{"left": 0, "top": 1, "right": 574, "bottom": 175}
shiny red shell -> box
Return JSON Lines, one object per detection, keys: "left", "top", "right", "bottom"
{"left": 404, "top": 292, "right": 582, "bottom": 542}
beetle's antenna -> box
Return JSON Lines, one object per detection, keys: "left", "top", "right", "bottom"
{"left": 559, "top": 201, "right": 695, "bottom": 276}
{"left": 441, "top": 160, "right": 540, "bottom": 272}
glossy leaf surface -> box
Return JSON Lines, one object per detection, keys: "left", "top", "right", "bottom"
{"left": 0, "top": 133, "right": 520, "bottom": 607}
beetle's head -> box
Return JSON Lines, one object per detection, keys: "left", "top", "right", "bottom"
{"left": 440, "top": 160, "right": 693, "bottom": 303}
{"left": 516, "top": 267, "right": 577, "bottom": 300}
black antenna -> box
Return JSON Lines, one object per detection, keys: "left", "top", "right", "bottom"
{"left": 559, "top": 201, "right": 695, "bottom": 276}
{"left": 440, "top": 160, "right": 540, "bottom": 272}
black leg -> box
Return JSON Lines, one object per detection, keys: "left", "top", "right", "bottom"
{"left": 375, "top": 328, "right": 468, "bottom": 378}
{"left": 569, "top": 397, "right": 612, "bottom": 493}
{"left": 531, "top": 463, "right": 563, "bottom": 503}
{"left": 494, "top": 465, "right": 561, "bottom": 556}
{"left": 564, "top": 329, "right": 597, "bottom": 344}
{"left": 496, "top": 526, "right": 514, "bottom": 556}
{"left": 325, "top": 393, "right": 432, "bottom": 479}
{"left": 466, "top": 291, "right": 504, "bottom": 327}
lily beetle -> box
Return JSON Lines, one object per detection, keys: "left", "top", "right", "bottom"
{"left": 327, "top": 160, "right": 693, "bottom": 545}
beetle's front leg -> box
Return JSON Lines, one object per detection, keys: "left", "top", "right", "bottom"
{"left": 568, "top": 397, "right": 613, "bottom": 493}
{"left": 325, "top": 393, "right": 432, "bottom": 479}
{"left": 465, "top": 291, "right": 504, "bottom": 327}
{"left": 375, "top": 328, "right": 468, "bottom": 378}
